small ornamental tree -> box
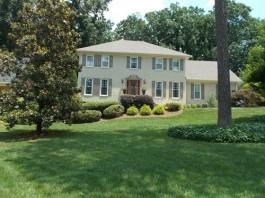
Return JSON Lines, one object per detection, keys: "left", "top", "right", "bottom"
{"left": 0, "top": 0, "right": 81, "bottom": 132}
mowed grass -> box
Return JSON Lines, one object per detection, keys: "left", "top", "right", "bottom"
{"left": 0, "top": 108, "right": 265, "bottom": 198}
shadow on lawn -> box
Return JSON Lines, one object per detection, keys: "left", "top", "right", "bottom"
{"left": 233, "top": 114, "right": 265, "bottom": 124}
{"left": 3, "top": 125, "right": 265, "bottom": 197}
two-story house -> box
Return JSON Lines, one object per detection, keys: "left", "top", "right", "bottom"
{"left": 76, "top": 39, "right": 241, "bottom": 105}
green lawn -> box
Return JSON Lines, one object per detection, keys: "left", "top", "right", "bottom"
{"left": 0, "top": 108, "right": 265, "bottom": 198}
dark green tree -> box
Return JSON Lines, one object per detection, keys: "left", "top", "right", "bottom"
{"left": 67, "top": 0, "right": 113, "bottom": 47}
{"left": 0, "top": 0, "right": 81, "bottom": 132}
{"left": 242, "top": 22, "right": 265, "bottom": 95}
{"left": 215, "top": 0, "right": 232, "bottom": 127}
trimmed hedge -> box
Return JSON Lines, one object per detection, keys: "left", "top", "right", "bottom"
{"left": 167, "top": 122, "right": 265, "bottom": 143}
{"left": 164, "top": 102, "right": 181, "bottom": 112}
{"left": 103, "top": 104, "right": 124, "bottom": 119}
{"left": 120, "top": 95, "right": 154, "bottom": 110}
{"left": 72, "top": 110, "right": 102, "bottom": 124}
{"left": 126, "top": 106, "right": 139, "bottom": 116}
{"left": 152, "top": 105, "right": 165, "bottom": 115}
{"left": 139, "top": 104, "right": 152, "bottom": 116}
{"left": 81, "top": 101, "right": 119, "bottom": 113}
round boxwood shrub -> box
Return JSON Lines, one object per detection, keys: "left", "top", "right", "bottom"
{"left": 139, "top": 104, "right": 152, "bottom": 116}
{"left": 103, "top": 104, "right": 124, "bottom": 119}
{"left": 72, "top": 110, "right": 102, "bottom": 124}
{"left": 164, "top": 102, "right": 181, "bottom": 112}
{"left": 126, "top": 106, "right": 139, "bottom": 116}
{"left": 152, "top": 105, "right": 165, "bottom": 115}
{"left": 81, "top": 101, "right": 119, "bottom": 113}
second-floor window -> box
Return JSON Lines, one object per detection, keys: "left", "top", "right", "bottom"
{"left": 130, "top": 57, "right": 138, "bottom": 69}
{"left": 172, "top": 59, "right": 180, "bottom": 71}
{"left": 101, "top": 56, "right": 109, "bottom": 68}
{"left": 86, "top": 55, "right": 94, "bottom": 67}
{"left": 155, "top": 58, "right": 163, "bottom": 70}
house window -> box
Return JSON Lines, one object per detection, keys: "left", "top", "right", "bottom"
{"left": 130, "top": 57, "right": 138, "bottom": 69}
{"left": 100, "top": 79, "right": 108, "bottom": 96}
{"left": 172, "top": 82, "right": 180, "bottom": 98}
{"left": 155, "top": 58, "right": 163, "bottom": 70}
{"left": 101, "top": 56, "right": 109, "bottom": 68}
{"left": 155, "top": 81, "right": 163, "bottom": 98}
{"left": 85, "top": 78, "right": 93, "bottom": 95}
{"left": 172, "top": 59, "right": 180, "bottom": 71}
{"left": 194, "top": 83, "right": 201, "bottom": 100}
{"left": 86, "top": 55, "right": 94, "bottom": 67}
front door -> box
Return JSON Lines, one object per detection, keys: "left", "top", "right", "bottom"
{"left": 127, "top": 80, "right": 140, "bottom": 95}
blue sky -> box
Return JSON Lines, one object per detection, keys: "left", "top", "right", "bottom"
{"left": 105, "top": 0, "right": 264, "bottom": 25}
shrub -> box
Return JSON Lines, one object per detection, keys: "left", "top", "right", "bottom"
{"left": 167, "top": 122, "right": 265, "bottom": 143}
{"left": 134, "top": 95, "right": 155, "bottom": 109}
{"left": 72, "top": 110, "right": 102, "bottom": 124}
{"left": 185, "top": 104, "right": 191, "bottom": 108}
{"left": 231, "top": 88, "right": 265, "bottom": 107}
{"left": 81, "top": 101, "right": 118, "bottom": 113}
{"left": 120, "top": 95, "right": 135, "bottom": 111}
{"left": 196, "top": 104, "right": 202, "bottom": 108}
{"left": 126, "top": 106, "right": 139, "bottom": 116}
{"left": 191, "top": 104, "right": 196, "bottom": 108}
{"left": 202, "top": 103, "right": 208, "bottom": 108}
{"left": 164, "top": 102, "right": 181, "bottom": 112}
{"left": 206, "top": 94, "right": 217, "bottom": 108}
{"left": 153, "top": 105, "right": 165, "bottom": 115}
{"left": 103, "top": 105, "right": 124, "bottom": 119}
{"left": 139, "top": 104, "right": 152, "bottom": 116}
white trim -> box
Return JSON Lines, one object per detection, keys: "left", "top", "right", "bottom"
{"left": 86, "top": 55, "right": 94, "bottom": 67}
{"left": 84, "top": 78, "right": 93, "bottom": 96}
{"left": 101, "top": 55, "right": 110, "bottom": 68}
{"left": 130, "top": 57, "right": 138, "bottom": 69}
{"left": 155, "top": 81, "right": 163, "bottom": 98}
{"left": 155, "top": 58, "right": 163, "bottom": 70}
{"left": 172, "top": 82, "right": 180, "bottom": 99}
{"left": 194, "top": 83, "right": 201, "bottom": 100}
{"left": 100, "top": 79, "right": 108, "bottom": 96}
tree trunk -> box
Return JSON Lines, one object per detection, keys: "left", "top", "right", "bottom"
{"left": 215, "top": 0, "right": 232, "bottom": 127}
{"left": 36, "top": 120, "right": 42, "bottom": 133}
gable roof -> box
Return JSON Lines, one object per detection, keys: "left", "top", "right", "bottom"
{"left": 186, "top": 60, "right": 242, "bottom": 83}
{"left": 76, "top": 40, "right": 191, "bottom": 58}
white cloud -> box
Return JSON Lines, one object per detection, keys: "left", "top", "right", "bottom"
{"left": 105, "top": 0, "right": 166, "bottom": 24}
{"left": 206, "top": 0, "right": 215, "bottom": 8}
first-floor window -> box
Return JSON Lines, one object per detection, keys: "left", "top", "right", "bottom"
{"left": 194, "top": 83, "right": 201, "bottom": 99}
{"left": 85, "top": 78, "right": 93, "bottom": 95}
{"left": 172, "top": 82, "right": 180, "bottom": 98}
{"left": 155, "top": 81, "right": 163, "bottom": 98}
{"left": 100, "top": 79, "right": 108, "bottom": 96}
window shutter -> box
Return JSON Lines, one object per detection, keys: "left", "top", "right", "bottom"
{"left": 180, "top": 59, "right": 184, "bottom": 71}
{"left": 191, "top": 83, "right": 194, "bottom": 99}
{"left": 109, "top": 56, "right": 113, "bottom": 68}
{"left": 152, "top": 81, "right": 155, "bottom": 97}
{"left": 216, "top": 84, "right": 218, "bottom": 100}
{"left": 163, "top": 81, "right": 166, "bottom": 98}
{"left": 93, "top": 78, "right": 100, "bottom": 96}
{"left": 163, "top": 58, "right": 167, "bottom": 70}
{"left": 138, "top": 57, "right": 142, "bottom": 69}
{"left": 152, "top": 58, "right": 155, "bottom": 70}
{"left": 169, "top": 81, "right": 172, "bottom": 98}
{"left": 95, "top": 55, "right": 101, "bottom": 67}
{"left": 82, "top": 55, "right": 86, "bottom": 66}
{"left": 108, "top": 79, "right": 112, "bottom": 96}
{"left": 169, "top": 59, "right": 172, "bottom": 70}
{"left": 81, "top": 78, "right": 85, "bottom": 96}
{"left": 201, "top": 84, "right": 205, "bottom": 100}
{"left": 180, "top": 82, "right": 184, "bottom": 99}
{"left": 127, "top": 56, "right": 130, "bottom": 68}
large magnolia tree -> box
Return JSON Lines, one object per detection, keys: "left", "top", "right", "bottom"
{"left": 0, "top": 0, "right": 81, "bottom": 132}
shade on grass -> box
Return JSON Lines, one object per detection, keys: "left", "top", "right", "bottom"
{"left": 0, "top": 108, "right": 265, "bottom": 197}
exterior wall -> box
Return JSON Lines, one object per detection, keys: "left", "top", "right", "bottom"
{"left": 78, "top": 53, "right": 187, "bottom": 105}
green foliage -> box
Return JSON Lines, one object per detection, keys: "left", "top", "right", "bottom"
{"left": 126, "top": 106, "right": 139, "bottom": 116}
{"left": 81, "top": 101, "right": 118, "bottom": 113}
{"left": 168, "top": 122, "right": 265, "bottom": 143}
{"left": 196, "top": 104, "right": 202, "bottom": 108}
{"left": 152, "top": 105, "right": 165, "bottom": 115}
{"left": 120, "top": 95, "right": 135, "bottom": 111}
{"left": 164, "top": 102, "right": 181, "bottom": 112}
{"left": 139, "top": 104, "right": 152, "bottom": 116}
{"left": 206, "top": 94, "right": 217, "bottom": 108}
{"left": 103, "top": 105, "right": 124, "bottom": 119}
{"left": 202, "top": 103, "right": 208, "bottom": 108}
{"left": 71, "top": 110, "right": 101, "bottom": 124}
{"left": 0, "top": 0, "right": 81, "bottom": 132}
{"left": 231, "top": 88, "right": 264, "bottom": 107}
{"left": 191, "top": 104, "right": 196, "bottom": 108}
{"left": 120, "top": 95, "right": 154, "bottom": 110}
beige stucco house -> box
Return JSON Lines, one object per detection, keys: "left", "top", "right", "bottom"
{"left": 77, "top": 39, "right": 241, "bottom": 105}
